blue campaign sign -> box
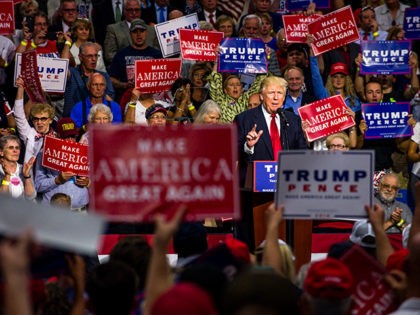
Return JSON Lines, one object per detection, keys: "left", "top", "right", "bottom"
{"left": 403, "top": 7, "right": 420, "bottom": 40}
{"left": 361, "top": 41, "right": 411, "bottom": 75}
{"left": 286, "top": 0, "right": 330, "bottom": 11}
{"left": 362, "top": 102, "right": 412, "bottom": 139}
{"left": 218, "top": 38, "right": 267, "bottom": 74}
{"left": 253, "top": 161, "right": 277, "bottom": 192}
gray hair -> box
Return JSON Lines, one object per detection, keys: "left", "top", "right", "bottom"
{"left": 79, "top": 41, "right": 98, "bottom": 56}
{"left": 242, "top": 14, "right": 262, "bottom": 29}
{"left": 0, "top": 135, "right": 21, "bottom": 151}
{"left": 194, "top": 100, "right": 221, "bottom": 124}
{"left": 88, "top": 103, "right": 113, "bottom": 123}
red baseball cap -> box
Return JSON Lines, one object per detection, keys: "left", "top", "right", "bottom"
{"left": 225, "top": 238, "right": 251, "bottom": 263}
{"left": 304, "top": 258, "right": 353, "bottom": 299}
{"left": 330, "top": 62, "right": 349, "bottom": 76}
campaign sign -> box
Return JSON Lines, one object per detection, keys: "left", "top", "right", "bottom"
{"left": 361, "top": 41, "right": 411, "bottom": 75}
{"left": 275, "top": 150, "right": 374, "bottom": 220}
{"left": 42, "top": 136, "right": 89, "bottom": 176}
{"left": 180, "top": 29, "right": 223, "bottom": 61}
{"left": 20, "top": 50, "right": 46, "bottom": 103}
{"left": 155, "top": 13, "right": 199, "bottom": 58}
{"left": 14, "top": 53, "right": 69, "bottom": 93}
{"left": 307, "top": 6, "right": 359, "bottom": 56}
{"left": 0, "top": 1, "right": 14, "bottom": 35}
{"left": 362, "top": 102, "right": 411, "bottom": 139}
{"left": 286, "top": 0, "right": 330, "bottom": 11}
{"left": 218, "top": 38, "right": 267, "bottom": 74}
{"left": 89, "top": 124, "right": 240, "bottom": 222}
{"left": 283, "top": 14, "right": 322, "bottom": 43}
{"left": 403, "top": 7, "right": 420, "bottom": 40}
{"left": 341, "top": 245, "right": 398, "bottom": 314}
{"left": 298, "top": 95, "right": 355, "bottom": 142}
{"left": 254, "top": 161, "right": 277, "bottom": 192}
{"left": 135, "top": 58, "right": 181, "bottom": 94}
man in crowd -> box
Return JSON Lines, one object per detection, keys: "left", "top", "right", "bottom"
{"left": 64, "top": 42, "right": 115, "bottom": 117}
{"left": 70, "top": 72, "right": 122, "bottom": 128}
{"left": 108, "top": 18, "right": 162, "bottom": 102}
{"left": 375, "top": 173, "right": 412, "bottom": 234}
{"left": 103, "top": 0, "right": 158, "bottom": 66}
{"left": 48, "top": 0, "right": 78, "bottom": 36}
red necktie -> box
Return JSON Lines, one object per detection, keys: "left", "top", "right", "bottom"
{"left": 209, "top": 13, "right": 215, "bottom": 26}
{"left": 363, "top": 32, "right": 369, "bottom": 40}
{"left": 270, "top": 114, "right": 282, "bottom": 160}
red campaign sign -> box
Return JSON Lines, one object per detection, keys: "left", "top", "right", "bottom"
{"left": 42, "top": 136, "right": 89, "bottom": 176}
{"left": 0, "top": 1, "right": 14, "bottom": 35}
{"left": 89, "top": 124, "right": 240, "bottom": 222}
{"left": 307, "top": 6, "right": 359, "bottom": 56}
{"left": 341, "top": 245, "right": 398, "bottom": 314}
{"left": 298, "top": 95, "right": 355, "bottom": 142}
{"left": 135, "top": 58, "right": 181, "bottom": 94}
{"left": 283, "top": 14, "right": 321, "bottom": 43}
{"left": 21, "top": 51, "right": 47, "bottom": 103}
{"left": 180, "top": 29, "right": 224, "bottom": 61}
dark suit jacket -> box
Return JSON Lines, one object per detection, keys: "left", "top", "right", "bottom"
{"left": 91, "top": 0, "right": 117, "bottom": 46}
{"left": 234, "top": 105, "right": 307, "bottom": 183}
{"left": 142, "top": 5, "right": 176, "bottom": 25}
{"left": 196, "top": 9, "right": 230, "bottom": 22}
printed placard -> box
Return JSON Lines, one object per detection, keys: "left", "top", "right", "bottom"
{"left": 0, "top": 1, "right": 14, "bottom": 35}
{"left": 155, "top": 13, "right": 199, "bottom": 58}
{"left": 180, "top": 29, "right": 223, "bottom": 61}
{"left": 362, "top": 102, "right": 412, "bottom": 139}
{"left": 283, "top": 14, "right": 322, "bottom": 43}
{"left": 275, "top": 150, "right": 374, "bottom": 219}
{"left": 286, "top": 0, "right": 330, "bottom": 11}
{"left": 14, "top": 53, "right": 69, "bottom": 93}
{"left": 42, "top": 136, "right": 89, "bottom": 176}
{"left": 307, "top": 6, "right": 359, "bottom": 56}
{"left": 19, "top": 50, "right": 46, "bottom": 103}
{"left": 89, "top": 124, "right": 240, "bottom": 222}
{"left": 403, "top": 7, "right": 420, "bottom": 40}
{"left": 341, "top": 245, "right": 398, "bottom": 314}
{"left": 134, "top": 58, "right": 181, "bottom": 93}
{"left": 361, "top": 41, "right": 411, "bottom": 75}
{"left": 218, "top": 38, "right": 267, "bottom": 74}
{"left": 253, "top": 161, "right": 277, "bottom": 192}
{"left": 298, "top": 95, "right": 355, "bottom": 142}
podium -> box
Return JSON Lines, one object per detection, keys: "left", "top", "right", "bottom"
{"left": 239, "top": 162, "right": 312, "bottom": 272}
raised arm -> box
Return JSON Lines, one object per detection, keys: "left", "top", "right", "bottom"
{"left": 262, "top": 203, "right": 284, "bottom": 275}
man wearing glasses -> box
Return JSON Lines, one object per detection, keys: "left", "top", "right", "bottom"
{"left": 48, "top": 0, "right": 78, "bottom": 36}
{"left": 63, "top": 42, "right": 115, "bottom": 117}
{"left": 375, "top": 173, "right": 412, "bottom": 234}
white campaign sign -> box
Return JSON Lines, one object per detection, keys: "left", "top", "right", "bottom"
{"left": 275, "top": 150, "right": 374, "bottom": 219}
{"left": 14, "top": 54, "right": 69, "bottom": 93}
{"left": 155, "top": 13, "right": 199, "bottom": 58}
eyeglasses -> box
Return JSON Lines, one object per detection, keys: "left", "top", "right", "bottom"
{"left": 381, "top": 183, "right": 399, "bottom": 191}
{"left": 6, "top": 145, "right": 20, "bottom": 150}
{"left": 149, "top": 115, "right": 166, "bottom": 121}
{"left": 62, "top": 8, "right": 77, "bottom": 13}
{"left": 82, "top": 54, "right": 99, "bottom": 59}
{"left": 34, "top": 22, "right": 48, "bottom": 27}
{"left": 125, "top": 8, "right": 141, "bottom": 13}
{"left": 32, "top": 116, "right": 49, "bottom": 122}
{"left": 327, "top": 144, "right": 347, "bottom": 150}
{"left": 193, "top": 73, "right": 206, "bottom": 79}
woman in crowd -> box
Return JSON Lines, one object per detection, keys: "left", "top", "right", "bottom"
{"left": 326, "top": 133, "right": 351, "bottom": 151}
{"left": 194, "top": 100, "right": 221, "bottom": 124}
{"left": 189, "top": 62, "right": 212, "bottom": 111}
{"left": 167, "top": 78, "right": 196, "bottom": 123}
{"left": 70, "top": 18, "right": 106, "bottom": 71}
{"left": 79, "top": 103, "right": 113, "bottom": 144}
{"left": 0, "top": 135, "right": 36, "bottom": 200}
{"left": 260, "top": 13, "right": 277, "bottom": 51}
{"left": 215, "top": 15, "right": 236, "bottom": 38}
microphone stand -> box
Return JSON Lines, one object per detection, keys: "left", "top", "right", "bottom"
{"left": 277, "top": 108, "right": 293, "bottom": 248}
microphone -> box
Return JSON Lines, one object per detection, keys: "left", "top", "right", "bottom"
{"left": 276, "top": 108, "right": 289, "bottom": 127}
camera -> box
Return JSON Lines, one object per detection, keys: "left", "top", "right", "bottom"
{"left": 24, "top": 15, "right": 35, "bottom": 33}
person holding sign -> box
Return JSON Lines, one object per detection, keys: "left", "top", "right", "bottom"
{"left": 234, "top": 76, "right": 307, "bottom": 184}
{"left": 0, "top": 135, "right": 36, "bottom": 200}
{"left": 35, "top": 118, "right": 89, "bottom": 211}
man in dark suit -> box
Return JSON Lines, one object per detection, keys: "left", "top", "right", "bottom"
{"left": 48, "top": 0, "right": 78, "bottom": 39}
{"left": 196, "top": 0, "right": 228, "bottom": 26}
{"left": 234, "top": 76, "right": 308, "bottom": 184}
{"left": 141, "top": 0, "right": 178, "bottom": 25}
